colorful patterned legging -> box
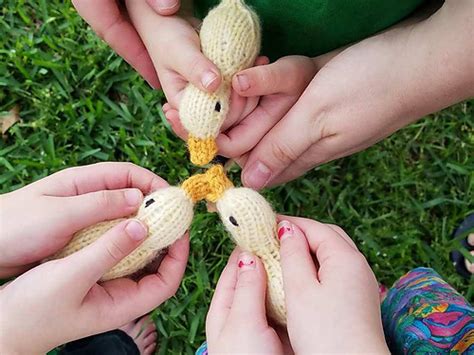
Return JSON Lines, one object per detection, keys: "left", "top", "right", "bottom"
{"left": 197, "top": 268, "right": 473, "bottom": 354}
{"left": 382, "top": 267, "right": 473, "bottom": 353}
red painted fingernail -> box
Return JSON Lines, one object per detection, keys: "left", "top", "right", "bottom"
{"left": 238, "top": 252, "right": 256, "bottom": 270}
{"left": 277, "top": 221, "right": 293, "bottom": 241}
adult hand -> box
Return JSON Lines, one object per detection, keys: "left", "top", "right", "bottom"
{"left": 277, "top": 217, "right": 389, "bottom": 353}
{"left": 0, "top": 219, "right": 189, "bottom": 354}
{"left": 0, "top": 162, "right": 166, "bottom": 277}
{"left": 71, "top": 0, "right": 183, "bottom": 89}
{"left": 206, "top": 249, "right": 284, "bottom": 354}
{"left": 241, "top": 0, "right": 474, "bottom": 189}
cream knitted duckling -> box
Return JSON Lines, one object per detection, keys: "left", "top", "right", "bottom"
{"left": 180, "top": 0, "right": 261, "bottom": 166}
{"left": 47, "top": 180, "right": 208, "bottom": 281}
{"left": 195, "top": 165, "right": 286, "bottom": 325}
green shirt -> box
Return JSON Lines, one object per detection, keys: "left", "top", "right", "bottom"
{"left": 194, "top": 0, "right": 425, "bottom": 60}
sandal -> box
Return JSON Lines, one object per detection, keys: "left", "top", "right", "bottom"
{"left": 450, "top": 213, "right": 474, "bottom": 278}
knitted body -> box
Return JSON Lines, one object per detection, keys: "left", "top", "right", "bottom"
{"left": 216, "top": 187, "right": 286, "bottom": 325}
{"left": 48, "top": 187, "right": 194, "bottom": 281}
{"left": 180, "top": 0, "right": 261, "bottom": 165}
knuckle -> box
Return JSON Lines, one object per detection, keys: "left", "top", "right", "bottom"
{"left": 105, "top": 239, "right": 126, "bottom": 263}
{"left": 259, "top": 66, "right": 277, "bottom": 88}
{"left": 188, "top": 54, "right": 209, "bottom": 80}
{"left": 236, "top": 273, "right": 259, "bottom": 289}
{"left": 95, "top": 190, "right": 112, "bottom": 209}
{"left": 279, "top": 242, "right": 302, "bottom": 262}
{"left": 269, "top": 140, "right": 299, "bottom": 165}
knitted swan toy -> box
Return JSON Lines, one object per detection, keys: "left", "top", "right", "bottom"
{"left": 192, "top": 165, "right": 286, "bottom": 325}
{"left": 180, "top": 0, "right": 261, "bottom": 166}
{"left": 46, "top": 178, "right": 210, "bottom": 281}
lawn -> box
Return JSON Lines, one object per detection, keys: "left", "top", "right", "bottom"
{"left": 1, "top": 1, "right": 473, "bottom": 354}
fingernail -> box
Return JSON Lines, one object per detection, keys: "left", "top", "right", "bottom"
{"left": 237, "top": 252, "right": 256, "bottom": 270}
{"left": 201, "top": 70, "right": 218, "bottom": 89}
{"left": 243, "top": 161, "right": 271, "bottom": 189}
{"left": 156, "top": 0, "right": 178, "bottom": 10}
{"left": 125, "top": 189, "right": 142, "bottom": 207}
{"left": 236, "top": 74, "right": 250, "bottom": 91}
{"left": 277, "top": 221, "right": 293, "bottom": 241}
{"left": 126, "top": 220, "right": 147, "bottom": 241}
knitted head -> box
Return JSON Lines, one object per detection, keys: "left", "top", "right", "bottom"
{"left": 180, "top": 85, "right": 230, "bottom": 166}
{"left": 180, "top": 0, "right": 261, "bottom": 166}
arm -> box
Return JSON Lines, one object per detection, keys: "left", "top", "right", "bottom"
{"left": 241, "top": 0, "right": 474, "bottom": 188}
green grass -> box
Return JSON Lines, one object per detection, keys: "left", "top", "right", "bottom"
{"left": 1, "top": 1, "right": 473, "bottom": 354}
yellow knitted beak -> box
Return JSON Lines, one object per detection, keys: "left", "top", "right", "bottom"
{"left": 181, "top": 165, "right": 233, "bottom": 203}
{"left": 188, "top": 136, "right": 218, "bottom": 166}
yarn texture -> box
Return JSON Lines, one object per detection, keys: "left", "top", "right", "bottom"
{"left": 180, "top": 0, "right": 261, "bottom": 166}
{"left": 216, "top": 187, "right": 286, "bottom": 325}
{"left": 47, "top": 187, "right": 195, "bottom": 281}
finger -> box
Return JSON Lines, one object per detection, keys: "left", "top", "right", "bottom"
{"left": 278, "top": 220, "right": 319, "bottom": 302}
{"left": 232, "top": 56, "right": 316, "bottom": 97}
{"left": 165, "top": 109, "right": 188, "bottom": 140}
{"left": 241, "top": 93, "right": 316, "bottom": 189}
{"left": 167, "top": 35, "right": 222, "bottom": 93}
{"left": 162, "top": 102, "right": 172, "bottom": 113}
{"left": 72, "top": 0, "right": 160, "bottom": 89}
{"left": 65, "top": 219, "right": 148, "bottom": 288}
{"left": 46, "top": 188, "right": 144, "bottom": 235}
{"left": 281, "top": 216, "right": 363, "bottom": 282}
{"left": 217, "top": 96, "right": 292, "bottom": 158}
{"left": 125, "top": 234, "right": 190, "bottom": 311}
{"left": 128, "top": 1, "right": 222, "bottom": 94}
{"left": 206, "top": 249, "right": 241, "bottom": 338}
{"left": 146, "top": 0, "right": 181, "bottom": 16}
{"left": 228, "top": 252, "right": 268, "bottom": 325}
{"left": 218, "top": 56, "right": 270, "bottom": 132}
{"left": 39, "top": 162, "right": 168, "bottom": 196}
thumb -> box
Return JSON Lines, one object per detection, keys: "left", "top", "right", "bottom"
{"left": 171, "top": 37, "right": 222, "bottom": 93}
{"left": 241, "top": 96, "right": 315, "bottom": 189}
{"left": 228, "top": 252, "right": 268, "bottom": 323}
{"left": 146, "top": 0, "right": 181, "bottom": 16}
{"left": 65, "top": 219, "right": 148, "bottom": 288}
{"left": 54, "top": 188, "right": 144, "bottom": 234}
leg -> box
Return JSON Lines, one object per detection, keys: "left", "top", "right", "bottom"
{"left": 381, "top": 267, "right": 473, "bottom": 353}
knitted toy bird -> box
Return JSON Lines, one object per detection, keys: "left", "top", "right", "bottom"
{"left": 190, "top": 165, "right": 286, "bottom": 325}
{"left": 180, "top": 0, "right": 261, "bottom": 166}
{"left": 46, "top": 179, "right": 208, "bottom": 281}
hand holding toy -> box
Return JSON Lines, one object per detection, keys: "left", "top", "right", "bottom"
{"left": 180, "top": 0, "right": 261, "bottom": 165}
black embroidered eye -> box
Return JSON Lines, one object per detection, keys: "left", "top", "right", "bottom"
{"left": 229, "top": 216, "right": 239, "bottom": 226}
{"left": 145, "top": 199, "right": 155, "bottom": 208}
{"left": 215, "top": 102, "right": 221, "bottom": 112}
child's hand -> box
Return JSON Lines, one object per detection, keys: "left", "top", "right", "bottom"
{"left": 0, "top": 162, "right": 166, "bottom": 277}
{"left": 277, "top": 217, "right": 389, "bottom": 353}
{"left": 164, "top": 55, "right": 318, "bottom": 159}
{"left": 206, "top": 249, "right": 284, "bottom": 354}
{"left": 240, "top": 0, "right": 474, "bottom": 189}
{"left": 126, "top": 0, "right": 270, "bottom": 137}
{"left": 0, "top": 219, "right": 189, "bottom": 354}
{"left": 72, "top": 0, "right": 183, "bottom": 89}
{"left": 126, "top": 0, "right": 222, "bottom": 107}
